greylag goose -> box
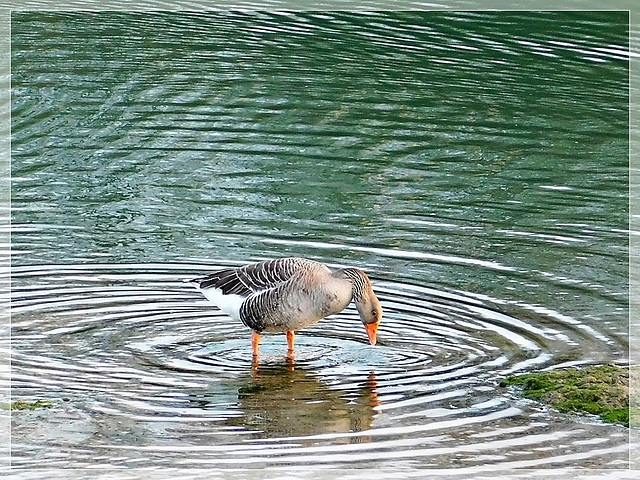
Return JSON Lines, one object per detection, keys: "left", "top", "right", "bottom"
{"left": 189, "top": 257, "right": 382, "bottom": 358}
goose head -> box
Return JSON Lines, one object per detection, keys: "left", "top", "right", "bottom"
{"left": 336, "top": 268, "right": 383, "bottom": 345}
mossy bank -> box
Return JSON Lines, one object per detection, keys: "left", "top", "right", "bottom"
{"left": 501, "top": 364, "right": 631, "bottom": 427}
{"left": 1, "top": 400, "right": 54, "bottom": 411}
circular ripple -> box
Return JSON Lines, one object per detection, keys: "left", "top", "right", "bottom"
{"left": 7, "top": 263, "right": 629, "bottom": 470}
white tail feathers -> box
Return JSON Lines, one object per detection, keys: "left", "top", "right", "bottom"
{"left": 199, "top": 287, "right": 244, "bottom": 322}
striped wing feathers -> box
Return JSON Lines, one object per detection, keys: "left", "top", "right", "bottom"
{"left": 192, "top": 258, "right": 319, "bottom": 296}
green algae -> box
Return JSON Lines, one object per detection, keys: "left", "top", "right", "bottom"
{"left": 5, "top": 400, "right": 54, "bottom": 411}
{"left": 501, "top": 364, "right": 629, "bottom": 427}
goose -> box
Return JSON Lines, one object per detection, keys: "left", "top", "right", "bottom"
{"left": 188, "top": 257, "right": 382, "bottom": 359}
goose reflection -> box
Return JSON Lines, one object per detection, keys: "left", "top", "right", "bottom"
{"left": 232, "top": 362, "right": 380, "bottom": 441}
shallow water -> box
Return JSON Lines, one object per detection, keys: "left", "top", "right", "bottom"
{"left": 6, "top": 10, "right": 630, "bottom": 476}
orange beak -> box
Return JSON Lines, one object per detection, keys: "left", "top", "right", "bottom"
{"left": 365, "top": 322, "right": 379, "bottom": 346}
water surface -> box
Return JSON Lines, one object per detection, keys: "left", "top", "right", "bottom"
{"left": 7, "top": 11, "right": 630, "bottom": 476}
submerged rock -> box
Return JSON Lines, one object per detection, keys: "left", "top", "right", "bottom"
{"left": 501, "top": 364, "right": 630, "bottom": 427}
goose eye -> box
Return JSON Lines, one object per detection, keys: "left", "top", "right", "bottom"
{"left": 371, "top": 309, "right": 377, "bottom": 317}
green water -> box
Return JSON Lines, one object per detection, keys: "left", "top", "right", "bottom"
{"left": 8, "top": 11, "right": 629, "bottom": 474}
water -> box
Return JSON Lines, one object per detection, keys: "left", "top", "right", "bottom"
{"left": 6, "top": 11, "right": 630, "bottom": 476}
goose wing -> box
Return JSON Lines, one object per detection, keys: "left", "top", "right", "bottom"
{"left": 190, "top": 257, "right": 321, "bottom": 296}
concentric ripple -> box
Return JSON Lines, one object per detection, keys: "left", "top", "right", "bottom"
{"left": 7, "top": 263, "right": 629, "bottom": 471}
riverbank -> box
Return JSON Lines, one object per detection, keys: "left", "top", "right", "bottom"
{"left": 501, "top": 364, "right": 631, "bottom": 427}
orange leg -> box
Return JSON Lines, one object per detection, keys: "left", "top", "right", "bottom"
{"left": 251, "top": 331, "right": 261, "bottom": 358}
{"left": 286, "top": 330, "right": 295, "bottom": 359}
